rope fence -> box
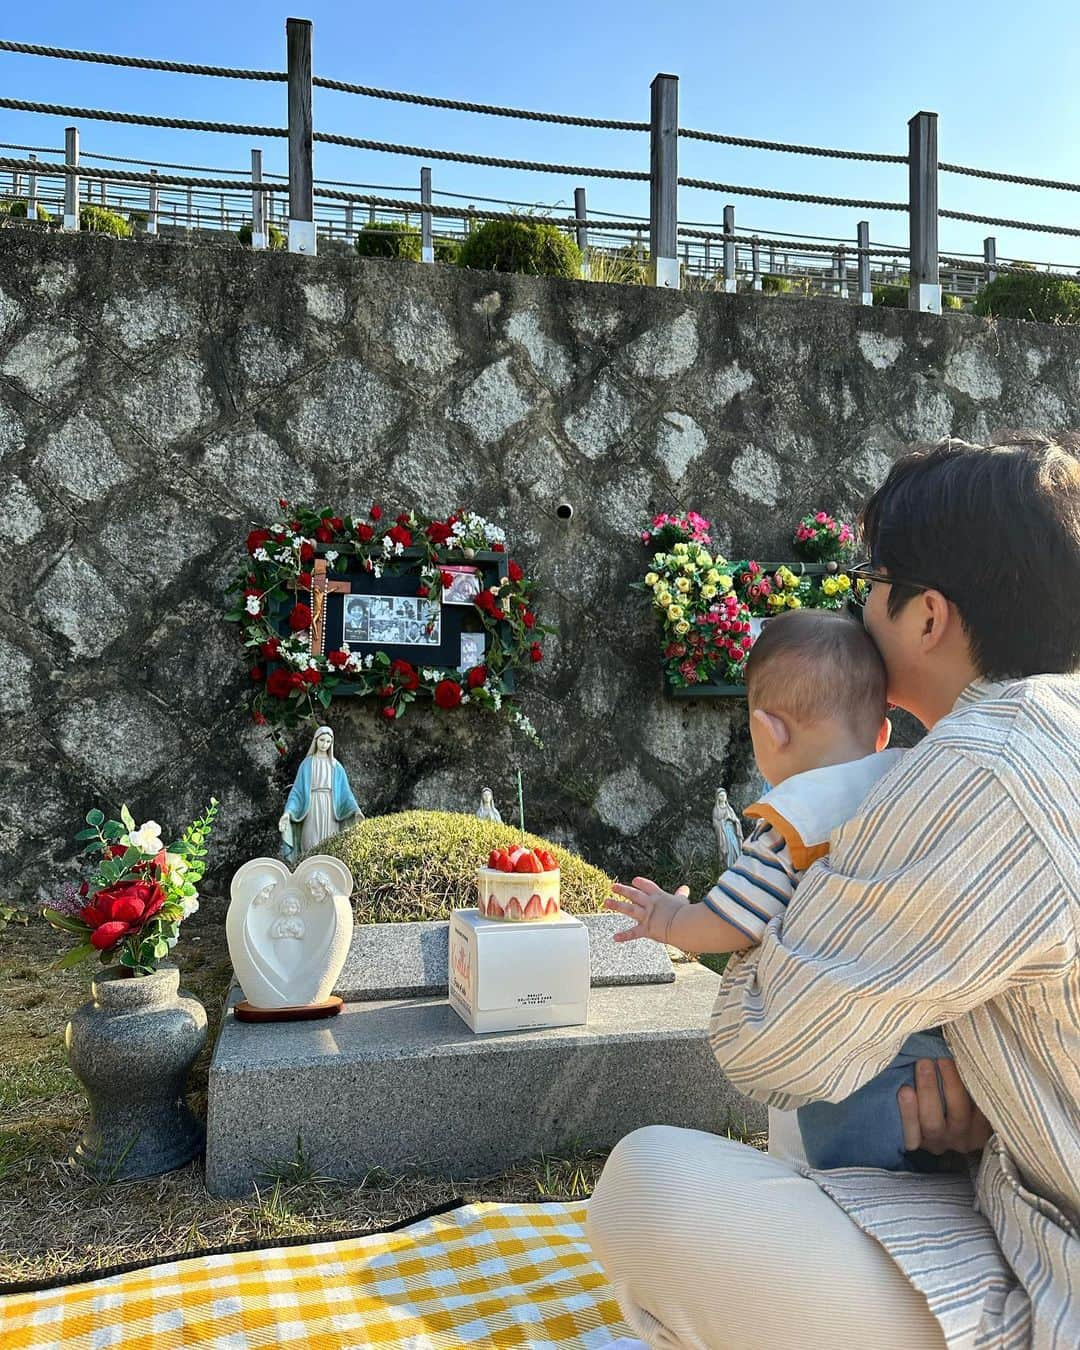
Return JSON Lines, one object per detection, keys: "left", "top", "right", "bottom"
{"left": 1, "top": 20, "right": 1078, "bottom": 305}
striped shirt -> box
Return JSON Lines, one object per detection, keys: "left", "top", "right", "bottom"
{"left": 708, "top": 676, "right": 1080, "bottom": 1349}
{"left": 704, "top": 750, "right": 904, "bottom": 942}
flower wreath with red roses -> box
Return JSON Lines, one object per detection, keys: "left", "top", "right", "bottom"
{"left": 227, "top": 502, "right": 551, "bottom": 747}
{"left": 43, "top": 800, "right": 219, "bottom": 976}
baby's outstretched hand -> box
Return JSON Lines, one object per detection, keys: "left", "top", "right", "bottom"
{"left": 605, "top": 878, "right": 691, "bottom": 944}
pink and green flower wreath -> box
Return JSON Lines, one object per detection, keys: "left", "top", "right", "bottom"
{"left": 226, "top": 501, "right": 550, "bottom": 747}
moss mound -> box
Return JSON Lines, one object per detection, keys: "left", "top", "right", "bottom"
{"left": 316, "top": 809, "right": 613, "bottom": 923}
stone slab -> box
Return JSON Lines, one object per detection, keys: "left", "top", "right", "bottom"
{"left": 337, "top": 912, "right": 673, "bottom": 1002}
{"left": 205, "top": 961, "right": 765, "bottom": 1198}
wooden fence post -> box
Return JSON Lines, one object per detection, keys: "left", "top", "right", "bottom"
{"left": 857, "top": 221, "right": 871, "bottom": 305}
{"left": 722, "top": 204, "right": 736, "bottom": 292}
{"left": 251, "top": 148, "right": 267, "bottom": 248}
{"left": 574, "top": 186, "right": 589, "bottom": 278}
{"left": 286, "top": 17, "right": 316, "bottom": 255}
{"left": 908, "top": 110, "right": 941, "bottom": 313}
{"left": 26, "top": 154, "right": 38, "bottom": 220}
{"left": 63, "top": 126, "right": 79, "bottom": 232}
{"left": 648, "top": 73, "right": 679, "bottom": 287}
{"left": 420, "top": 166, "right": 434, "bottom": 262}
{"left": 147, "top": 169, "right": 159, "bottom": 235}
{"left": 983, "top": 236, "right": 997, "bottom": 284}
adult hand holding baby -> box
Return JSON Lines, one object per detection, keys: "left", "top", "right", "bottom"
{"left": 606, "top": 879, "right": 691, "bottom": 944}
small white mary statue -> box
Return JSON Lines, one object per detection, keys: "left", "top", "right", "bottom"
{"left": 278, "top": 725, "right": 362, "bottom": 862}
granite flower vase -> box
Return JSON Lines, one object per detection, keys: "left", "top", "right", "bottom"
{"left": 65, "top": 965, "right": 208, "bottom": 1181}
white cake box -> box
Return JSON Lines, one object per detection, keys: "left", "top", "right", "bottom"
{"left": 448, "top": 908, "right": 589, "bottom": 1034}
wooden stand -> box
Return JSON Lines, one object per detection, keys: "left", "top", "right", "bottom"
{"left": 234, "top": 996, "right": 343, "bottom": 1023}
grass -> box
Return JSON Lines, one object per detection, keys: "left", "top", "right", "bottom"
{"left": 0, "top": 897, "right": 763, "bottom": 1286}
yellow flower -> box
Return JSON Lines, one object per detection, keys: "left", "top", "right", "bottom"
{"left": 675, "top": 576, "right": 692, "bottom": 593}
{"left": 787, "top": 595, "right": 802, "bottom": 609}
{"left": 705, "top": 569, "right": 720, "bottom": 584}
{"left": 701, "top": 584, "right": 717, "bottom": 600}
{"left": 667, "top": 604, "right": 684, "bottom": 621}
{"left": 717, "top": 574, "right": 733, "bottom": 591}
{"left": 680, "top": 559, "right": 696, "bottom": 573}
{"left": 674, "top": 620, "right": 691, "bottom": 636}
{"left": 767, "top": 593, "right": 786, "bottom": 610}
{"left": 656, "top": 591, "right": 672, "bottom": 608}
{"left": 821, "top": 577, "right": 838, "bottom": 596}
{"left": 837, "top": 574, "right": 851, "bottom": 592}
{"left": 673, "top": 543, "right": 689, "bottom": 555}
{"left": 644, "top": 571, "right": 659, "bottom": 587}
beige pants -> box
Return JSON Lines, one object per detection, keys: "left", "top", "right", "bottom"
{"left": 587, "top": 1124, "right": 947, "bottom": 1350}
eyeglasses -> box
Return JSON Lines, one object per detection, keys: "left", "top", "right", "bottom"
{"left": 847, "top": 560, "right": 950, "bottom": 605}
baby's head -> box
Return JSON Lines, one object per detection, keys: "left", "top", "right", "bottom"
{"left": 745, "top": 609, "right": 890, "bottom": 788}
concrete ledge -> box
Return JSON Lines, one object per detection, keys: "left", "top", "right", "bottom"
{"left": 205, "top": 962, "right": 765, "bottom": 1197}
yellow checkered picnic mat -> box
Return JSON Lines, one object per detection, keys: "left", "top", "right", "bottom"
{"left": 1, "top": 1200, "right": 631, "bottom": 1349}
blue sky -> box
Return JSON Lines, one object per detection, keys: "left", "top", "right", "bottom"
{"left": 2, "top": 0, "right": 1079, "bottom": 267}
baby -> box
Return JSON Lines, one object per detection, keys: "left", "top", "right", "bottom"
{"left": 608, "top": 608, "right": 951, "bottom": 1172}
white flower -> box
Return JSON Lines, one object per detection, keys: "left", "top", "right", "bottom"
{"left": 451, "top": 521, "right": 466, "bottom": 538}
{"left": 372, "top": 563, "right": 383, "bottom": 578}
{"left": 271, "top": 523, "right": 285, "bottom": 534}
{"left": 253, "top": 547, "right": 270, "bottom": 563}
{"left": 393, "top": 541, "right": 404, "bottom": 556}
{"left": 307, "top": 657, "right": 320, "bottom": 671}
{"left": 382, "top": 536, "right": 394, "bottom": 555}
{"left": 125, "top": 821, "right": 164, "bottom": 854}
{"left": 364, "top": 654, "right": 375, "bottom": 668}
{"left": 165, "top": 852, "right": 188, "bottom": 878}
{"left": 181, "top": 897, "right": 200, "bottom": 918}
{"left": 166, "top": 934, "right": 179, "bottom": 949}
{"left": 245, "top": 596, "right": 262, "bottom": 616}
{"left": 325, "top": 550, "right": 339, "bottom": 564}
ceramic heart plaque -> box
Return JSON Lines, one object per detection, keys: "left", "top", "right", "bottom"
{"left": 226, "top": 856, "right": 354, "bottom": 1009}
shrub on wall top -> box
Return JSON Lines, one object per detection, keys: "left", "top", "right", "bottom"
{"left": 80, "top": 205, "right": 132, "bottom": 238}
{"left": 458, "top": 218, "right": 582, "bottom": 278}
{"left": 237, "top": 221, "right": 286, "bottom": 249}
{"left": 354, "top": 219, "right": 422, "bottom": 260}
{"left": 1, "top": 199, "right": 53, "bottom": 224}
{"left": 973, "top": 271, "right": 1080, "bottom": 324}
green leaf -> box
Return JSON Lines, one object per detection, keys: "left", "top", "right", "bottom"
{"left": 53, "top": 942, "right": 97, "bottom": 970}
{"left": 120, "top": 805, "right": 136, "bottom": 832}
{"left": 318, "top": 687, "right": 332, "bottom": 708}
{"left": 42, "top": 908, "right": 90, "bottom": 934}
{"left": 102, "top": 820, "right": 125, "bottom": 840}
{"left": 85, "top": 809, "right": 104, "bottom": 827}
{"left": 153, "top": 941, "right": 169, "bottom": 958}
{"left": 74, "top": 827, "right": 98, "bottom": 841}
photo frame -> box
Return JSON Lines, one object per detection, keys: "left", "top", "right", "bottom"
{"left": 441, "top": 565, "right": 483, "bottom": 605}
{"left": 458, "top": 631, "right": 487, "bottom": 673}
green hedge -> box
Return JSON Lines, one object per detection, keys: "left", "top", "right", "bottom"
{"left": 1, "top": 199, "right": 53, "bottom": 224}
{"left": 458, "top": 218, "right": 581, "bottom": 278}
{"left": 973, "top": 272, "right": 1080, "bottom": 324}
{"left": 314, "top": 809, "right": 613, "bottom": 924}
{"left": 237, "top": 221, "right": 286, "bottom": 249}
{"left": 354, "top": 219, "right": 422, "bottom": 260}
{"left": 79, "top": 205, "right": 132, "bottom": 238}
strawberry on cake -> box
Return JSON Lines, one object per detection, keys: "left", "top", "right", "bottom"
{"left": 477, "top": 846, "right": 561, "bottom": 921}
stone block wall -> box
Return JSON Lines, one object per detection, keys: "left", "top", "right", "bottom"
{"left": 2, "top": 230, "right": 1078, "bottom": 902}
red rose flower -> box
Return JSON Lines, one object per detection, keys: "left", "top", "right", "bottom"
{"left": 382, "top": 705, "right": 396, "bottom": 719}
{"left": 299, "top": 542, "right": 315, "bottom": 563}
{"left": 296, "top": 571, "right": 312, "bottom": 589}
{"left": 289, "top": 519, "right": 301, "bottom": 532}
{"left": 507, "top": 560, "right": 524, "bottom": 584}
{"left": 391, "top": 659, "right": 419, "bottom": 691}
{"left": 427, "top": 521, "right": 454, "bottom": 545}
{"left": 492, "top": 542, "right": 505, "bottom": 553}
{"left": 356, "top": 522, "right": 375, "bottom": 543}
{"left": 79, "top": 880, "right": 90, "bottom": 897}
{"left": 278, "top": 497, "right": 289, "bottom": 509}
{"left": 440, "top": 570, "right": 454, "bottom": 588}
{"left": 260, "top": 637, "right": 280, "bottom": 660}
{"left": 434, "top": 679, "right": 463, "bottom": 709}
{"left": 377, "top": 684, "right": 395, "bottom": 698}
{"left": 370, "top": 504, "right": 383, "bottom": 521}
{"left": 315, "top": 524, "right": 334, "bottom": 544}
{"left": 81, "top": 879, "right": 166, "bottom": 951}
{"left": 253, "top": 710, "right": 267, "bottom": 725}
{"left": 530, "top": 643, "right": 543, "bottom": 663}
{"left": 522, "top": 611, "right": 536, "bottom": 629}
{"left": 271, "top": 532, "right": 285, "bottom": 544}
{"left": 303, "top": 667, "right": 322, "bottom": 686}
{"left": 474, "top": 590, "right": 502, "bottom": 619}
{"left": 267, "top": 668, "right": 296, "bottom": 699}
{"left": 250, "top": 665, "right": 265, "bottom": 682}
{"left": 388, "top": 524, "right": 412, "bottom": 549}
{"left": 417, "top": 584, "right": 430, "bottom": 598}
{"left": 330, "top": 516, "right": 343, "bottom": 531}
{"left": 466, "top": 664, "right": 488, "bottom": 689}
{"left": 328, "top": 650, "right": 350, "bottom": 669}
{"left": 289, "top": 603, "right": 312, "bottom": 631}
{"left": 246, "top": 529, "right": 272, "bottom": 556}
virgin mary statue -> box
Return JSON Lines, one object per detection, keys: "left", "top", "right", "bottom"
{"left": 278, "top": 726, "right": 362, "bottom": 862}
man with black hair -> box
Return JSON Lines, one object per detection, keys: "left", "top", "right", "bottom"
{"left": 588, "top": 435, "right": 1079, "bottom": 1350}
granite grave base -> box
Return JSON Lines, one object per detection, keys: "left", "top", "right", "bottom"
{"left": 205, "top": 936, "right": 766, "bottom": 1197}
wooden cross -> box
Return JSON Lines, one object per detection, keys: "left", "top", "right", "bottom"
{"left": 310, "top": 558, "right": 352, "bottom": 656}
